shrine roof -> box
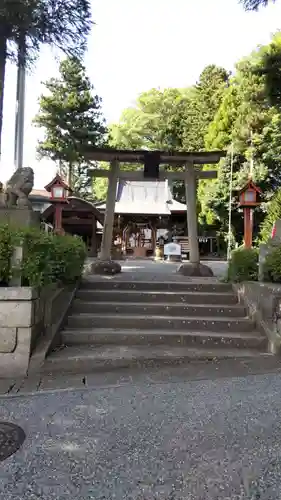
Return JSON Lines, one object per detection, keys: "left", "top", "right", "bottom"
{"left": 42, "top": 196, "right": 104, "bottom": 224}
{"left": 98, "top": 180, "right": 186, "bottom": 215}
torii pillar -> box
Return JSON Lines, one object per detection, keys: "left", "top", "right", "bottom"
{"left": 91, "top": 159, "right": 121, "bottom": 275}
{"left": 177, "top": 162, "right": 214, "bottom": 277}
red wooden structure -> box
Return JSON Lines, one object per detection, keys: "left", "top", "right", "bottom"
{"left": 238, "top": 179, "right": 262, "bottom": 248}
{"left": 44, "top": 174, "right": 72, "bottom": 234}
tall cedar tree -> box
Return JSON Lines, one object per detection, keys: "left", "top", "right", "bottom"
{"left": 0, "top": 0, "right": 92, "bottom": 157}
{"left": 34, "top": 56, "right": 107, "bottom": 197}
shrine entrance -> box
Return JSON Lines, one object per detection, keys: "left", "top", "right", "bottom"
{"left": 84, "top": 147, "right": 226, "bottom": 274}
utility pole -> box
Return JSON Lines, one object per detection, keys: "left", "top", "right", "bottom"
{"left": 14, "top": 33, "right": 26, "bottom": 170}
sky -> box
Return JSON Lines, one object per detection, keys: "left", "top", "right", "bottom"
{"left": 1, "top": 0, "right": 281, "bottom": 188}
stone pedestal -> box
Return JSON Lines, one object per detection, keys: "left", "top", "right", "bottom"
{"left": 166, "top": 255, "right": 182, "bottom": 263}
{"left": 177, "top": 262, "right": 214, "bottom": 277}
{"left": 111, "top": 245, "right": 124, "bottom": 260}
{"left": 0, "top": 207, "right": 40, "bottom": 227}
{"left": 91, "top": 259, "right": 121, "bottom": 275}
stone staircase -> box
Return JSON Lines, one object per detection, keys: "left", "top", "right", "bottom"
{"left": 43, "top": 279, "right": 270, "bottom": 374}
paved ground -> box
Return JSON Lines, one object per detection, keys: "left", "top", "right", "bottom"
{"left": 2, "top": 258, "right": 277, "bottom": 499}
{"left": 85, "top": 259, "right": 228, "bottom": 282}
{"left": 2, "top": 364, "right": 281, "bottom": 499}
{"left": 119, "top": 259, "right": 228, "bottom": 278}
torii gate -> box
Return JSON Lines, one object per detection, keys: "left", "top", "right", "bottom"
{"left": 86, "top": 148, "right": 226, "bottom": 275}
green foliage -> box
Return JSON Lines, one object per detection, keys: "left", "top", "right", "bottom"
{"left": 0, "top": 225, "right": 15, "bottom": 285}
{"left": 92, "top": 177, "right": 108, "bottom": 202}
{"left": 92, "top": 162, "right": 109, "bottom": 201}
{"left": 263, "top": 246, "right": 281, "bottom": 283}
{"left": 34, "top": 56, "right": 107, "bottom": 197}
{"left": 110, "top": 66, "right": 229, "bottom": 154}
{"left": 241, "top": 0, "right": 275, "bottom": 10}
{"left": 0, "top": 0, "right": 92, "bottom": 62}
{"left": 110, "top": 87, "right": 191, "bottom": 151}
{"left": 201, "top": 33, "right": 281, "bottom": 233}
{"left": 109, "top": 65, "right": 229, "bottom": 202}
{"left": 255, "top": 32, "right": 281, "bottom": 110}
{"left": 227, "top": 246, "right": 258, "bottom": 282}
{"left": 0, "top": 225, "right": 86, "bottom": 287}
{"left": 191, "top": 65, "right": 229, "bottom": 148}
{"left": 0, "top": 0, "right": 92, "bottom": 155}
{"left": 103, "top": 32, "right": 281, "bottom": 244}
{"left": 259, "top": 188, "right": 281, "bottom": 242}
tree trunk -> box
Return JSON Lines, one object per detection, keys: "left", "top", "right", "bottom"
{"left": 0, "top": 31, "right": 7, "bottom": 160}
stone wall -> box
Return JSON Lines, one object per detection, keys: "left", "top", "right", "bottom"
{"left": 0, "top": 287, "right": 40, "bottom": 377}
{"left": 0, "top": 285, "right": 74, "bottom": 378}
{"left": 234, "top": 282, "right": 281, "bottom": 354}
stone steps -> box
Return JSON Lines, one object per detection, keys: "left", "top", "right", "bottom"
{"left": 61, "top": 328, "right": 267, "bottom": 350}
{"left": 80, "top": 280, "right": 233, "bottom": 293}
{"left": 44, "top": 278, "right": 269, "bottom": 374}
{"left": 42, "top": 344, "right": 273, "bottom": 375}
{"left": 76, "top": 289, "right": 239, "bottom": 305}
{"left": 76, "top": 289, "right": 238, "bottom": 305}
{"left": 66, "top": 312, "right": 256, "bottom": 333}
{"left": 72, "top": 300, "right": 246, "bottom": 317}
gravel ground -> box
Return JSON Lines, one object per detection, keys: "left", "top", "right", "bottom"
{"left": 1, "top": 369, "right": 281, "bottom": 499}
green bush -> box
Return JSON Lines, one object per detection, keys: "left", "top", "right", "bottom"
{"left": 263, "top": 246, "right": 281, "bottom": 283}
{"left": 0, "top": 225, "right": 87, "bottom": 287}
{"left": 227, "top": 246, "right": 258, "bottom": 282}
{"left": 0, "top": 225, "right": 15, "bottom": 285}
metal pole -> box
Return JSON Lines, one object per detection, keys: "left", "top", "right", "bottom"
{"left": 249, "top": 130, "right": 254, "bottom": 179}
{"left": 227, "top": 143, "right": 234, "bottom": 261}
{"left": 14, "top": 33, "right": 26, "bottom": 170}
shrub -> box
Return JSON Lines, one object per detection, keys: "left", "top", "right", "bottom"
{"left": 0, "top": 225, "right": 87, "bottom": 287}
{"left": 0, "top": 225, "right": 15, "bottom": 285}
{"left": 227, "top": 246, "right": 258, "bottom": 282}
{"left": 263, "top": 246, "right": 281, "bottom": 283}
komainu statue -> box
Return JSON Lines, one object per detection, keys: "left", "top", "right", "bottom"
{"left": 5, "top": 167, "right": 34, "bottom": 209}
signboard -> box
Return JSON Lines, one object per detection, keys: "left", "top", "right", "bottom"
{"left": 164, "top": 242, "right": 181, "bottom": 256}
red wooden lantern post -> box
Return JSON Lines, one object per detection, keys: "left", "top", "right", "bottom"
{"left": 238, "top": 180, "right": 262, "bottom": 249}
{"left": 44, "top": 174, "right": 71, "bottom": 234}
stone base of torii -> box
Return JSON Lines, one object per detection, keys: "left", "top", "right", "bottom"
{"left": 86, "top": 148, "right": 226, "bottom": 277}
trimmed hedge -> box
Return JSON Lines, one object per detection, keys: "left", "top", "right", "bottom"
{"left": 227, "top": 246, "right": 258, "bottom": 282}
{"left": 262, "top": 246, "right": 281, "bottom": 283}
{"left": 0, "top": 225, "right": 87, "bottom": 287}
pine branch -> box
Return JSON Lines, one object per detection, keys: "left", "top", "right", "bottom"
{"left": 241, "top": 0, "right": 275, "bottom": 10}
